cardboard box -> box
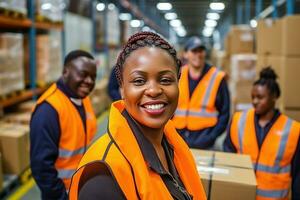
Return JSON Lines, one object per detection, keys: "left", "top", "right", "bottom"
{"left": 191, "top": 149, "right": 257, "bottom": 200}
{"left": 4, "top": 112, "right": 31, "bottom": 125}
{"left": 230, "top": 54, "right": 257, "bottom": 83}
{"left": 0, "top": 124, "right": 30, "bottom": 174}
{"left": 282, "top": 15, "right": 300, "bottom": 56}
{"left": 257, "top": 15, "right": 300, "bottom": 56}
{"left": 256, "top": 19, "right": 282, "bottom": 55}
{"left": 284, "top": 109, "right": 300, "bottom": 122}
{"left": 227, "top": 25, "right": 255, "bottom": 54}
{"left": 0, "top": 153, "right": 3, "bottom": 190}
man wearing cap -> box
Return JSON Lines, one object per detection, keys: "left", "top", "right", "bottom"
{"left": 30, "top": 50, "right": 97, "bottom": 199}
{"left": 172, "top": 36, "right": 230, "bottom": 149}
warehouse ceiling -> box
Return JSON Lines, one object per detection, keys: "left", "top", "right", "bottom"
{"left": 68, "top": 0, "right": 300, "bottom": 39}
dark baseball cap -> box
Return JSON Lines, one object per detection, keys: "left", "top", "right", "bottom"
{"left": 184, "top": 36, "right": 206, "bottom": 51}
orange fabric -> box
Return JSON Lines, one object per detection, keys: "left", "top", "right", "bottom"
{"left": 35, "top": 83, "right": 97, "bottom": 190}
{"left": 173, "top": 65, "right": 225, "bottom": 131}
{"left": 230, "top": 109, "right": 300, "bottom": 200}
{"left": 69, "top": 100, "right": 207, "bottom": 200}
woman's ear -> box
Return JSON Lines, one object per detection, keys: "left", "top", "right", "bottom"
{"left": 119, "top": 86, "right": 124, "bottom": 99}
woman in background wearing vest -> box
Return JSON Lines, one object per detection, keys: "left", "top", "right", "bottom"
{"left": 69, "top": 32, "right": 207, "bottom": 200}
{"left": 224, "top": 67, "right": 300, "bottom": 200}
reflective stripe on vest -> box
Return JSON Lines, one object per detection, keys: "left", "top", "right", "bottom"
{"left": 257, "top": 188, "right": 289, "bottom": 199}
{"left": 58, "top": 169, "right": 77, "bottom": 179}
{"left": 59, "top": 147, "right": 86, "bottom": 158}
{"left": 237, "top": 111, "right": 247, "bottom": 153}
{"left": 173, "top": 66, "right": 224, "bottom": 130}
{"left": 231, "top": 109, "right": 300, "bottom": 200}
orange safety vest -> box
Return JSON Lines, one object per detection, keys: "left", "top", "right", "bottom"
{"left": 173, "top": 65, "right": 225, "bottom": 131}
{"left": 69, "top": 100, "right": 207, "bottom": 200}
{"left": 230, "top": 109, "right": 300, "bottom": 200}
{"left": 34, "top": 83, "right": 97, "bottom": 190}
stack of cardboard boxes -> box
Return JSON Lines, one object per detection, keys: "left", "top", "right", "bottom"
{"left": 191, "top": 149, "right": 257, "bottom": 200}
{"left": 89, "top": 78, "right": 111, "bottom": 117}
{"left": 224, "top": 25, "right": 256, "bottom": 111}
{"left": 25, "top": 31, "right": 62, "bottom": 86}
{"left": 0, "top": 33, "right": 25, "bottom": 96}
{"left": 257, "top": 15, "right": 300, "bottom": 121}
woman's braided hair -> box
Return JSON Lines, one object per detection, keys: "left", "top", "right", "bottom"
{"left": 115, "top": 31, "right": 181, "bottom": 85}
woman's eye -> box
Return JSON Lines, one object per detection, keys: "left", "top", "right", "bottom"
{"left": 160, "top": 78, "right": 173, "bottom": 85}
{"left": 132, "top": 78, "right": 145, "bottom": 86}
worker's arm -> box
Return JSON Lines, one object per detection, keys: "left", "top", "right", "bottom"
{"left": 223, "top": 119, "right": 237, "bottom": 152}
{"left": 292, "top": 136, "right": 300, "bottom": 200}
{"left": 107, "top": 68, "right": 121, "bottom": 101}
{"left": 78, "top": 162, "right": 126, "bottom": 200}
{"left": 30, "top": 103, "right": 68, "bottom": 200}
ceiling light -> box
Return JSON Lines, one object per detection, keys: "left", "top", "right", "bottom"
{"left": 108, "top": 3, "right": 115, "bottom": 10}
{"left": 210, "top": 2, "right": 225, "bottom": 11}
{"left": 250, "top": 19, "right": 257, "bottom": 28}
{"left": 207, "top": 13, "right": 220, "bottom": 20}
{"left": 96, "top": 3, "right": 105, "bottom": 11}
{"left": 205, "top": 19, "right": 217, "bottom": 27}
{"left": 119, "top": 13, "right": 132, "bottom": 21}
{"left": 170, "top": 19, "right": 182, "bottom": 27}
{"left": 130, "top": 20, "right": 141, "bottom": 28}
{"left": 203, "top": 28, "right": 214, "bottom": 37}
{"left": 41, "top": 3, "right": 52, "bottom": 10}
{"left": 142, "top": 26, "right": 151, "bottom": 32}
{"left": 156, "top": 2, "right": 172, "bottom": 11}
{"left": 165, "top": 12, "right": 177, "bottom": 20}
{"left": 176, "top": 27, "right": 187, "bottom": 37}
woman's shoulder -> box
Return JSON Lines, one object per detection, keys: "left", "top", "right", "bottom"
{"left": 79, "top": 133, "right": 112, "bottom": 167}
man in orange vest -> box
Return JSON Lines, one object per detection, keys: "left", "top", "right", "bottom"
{"left": 173, "top": 37, "right": 230, "bottom": 149}
{"left": 30, "top": 50, "right": 97, "bottom": 200}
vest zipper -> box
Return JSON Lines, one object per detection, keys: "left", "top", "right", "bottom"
{"left": 169, "top": 174, "right": 192, "bottom": 200}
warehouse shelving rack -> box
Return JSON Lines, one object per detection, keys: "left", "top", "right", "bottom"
{"left": 0, "top": 0, "right": 64, "bottom": 198}
{"left": 0, "top": 0, "right": 65, "bottom": 112}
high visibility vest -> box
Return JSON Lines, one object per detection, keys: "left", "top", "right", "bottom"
{"left": 173, "top": 65, "right": 225, "bottom": 131}
{"left": 69, "top": 100, "right": 207, "bottom": 200}
{"left": 230, "top": 109, "right": 300, "bottom": 200}
{"left": 34, "top": 83, "right": 97, "bottom": 190}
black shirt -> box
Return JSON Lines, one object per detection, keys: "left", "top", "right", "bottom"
{"left": 78, "top": 110, "right": 192, "bottom": 200}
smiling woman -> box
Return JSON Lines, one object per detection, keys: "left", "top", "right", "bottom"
{"left": 69, "top": 32, "right": 207, "bottom": 200}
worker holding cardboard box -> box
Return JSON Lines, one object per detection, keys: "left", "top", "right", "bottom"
{"left": 30, "top": 50, "right": 97, "bottom": 200}
{"left": 173, "top": 36, "right": 230, "bottom": 149}
{"left": 224, "top": 67, "right": 300, "bottom": 199}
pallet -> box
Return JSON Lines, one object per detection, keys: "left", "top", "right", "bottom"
{"left": 0, "top": 90, "right": 25, "bottom": 101}
{"left": 35, "top": 14, "right": 52, "bottom": 23}
{"left": 0, "top": 7, "right": 26, "bottom": 19}
{"left": 0, "top": 167, "right": 31, "bottom": 199}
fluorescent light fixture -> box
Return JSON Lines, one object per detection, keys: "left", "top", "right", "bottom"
{"left": 96, "top": 3, "right": 105, "bottom": 11}
{"left": 119, "top": 13, "right": 132, "bottom": 21}
{"left": 250, "top": 19, "right": 257, "bottom": 28}
{"left": 210, "top": 2, "right": 225, "bottom": 11}
{"left": 170, "top": 19, "right": 182, "bottom": 27}
{"left": 41, "top": 3, "right": 52, "bottom": 10}
{"left": 205, "top": 19, "right": 217, "bottom": 27}
{"left": 164, "top": 12, "right": 177, "bottom": 20}
{"left": 176, "top": 29, "right": 187, "bottom": 37}
{"left": 108, "top": 3, "right": 115, "bottom": 10}
{"left": 206, "top": 13, "right": 220, "bottom": 20}
{"left": 130, "top": 20, "right": 141, "bottom": 28}
{"left": 202, "top": 27, "right": 214, "bottom": 37}
{"left": 142, "top": 26, "right": 151, "bottom": 32}
{"left": 156, "top": 2, "right": 172, "bottom": 11}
